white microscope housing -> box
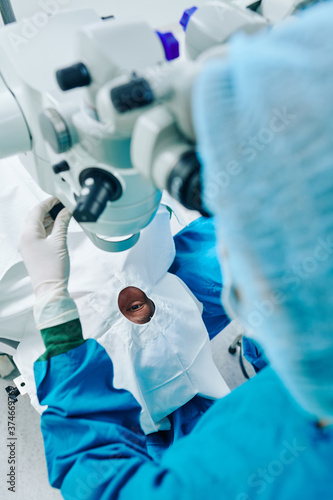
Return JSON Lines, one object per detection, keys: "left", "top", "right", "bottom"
{"left": 0, "top": 9, "right": 177, "bottom": 251}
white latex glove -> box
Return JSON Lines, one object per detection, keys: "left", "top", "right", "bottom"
{"left": 18, "top": 197, "right": 71, "bottom": 296}
{"left": 18, "top": 197, "right": 78, "bottom": 329}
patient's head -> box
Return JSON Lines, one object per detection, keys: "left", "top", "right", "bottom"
{"left": 118, "top": 286, "right": 155, "bottom": 324}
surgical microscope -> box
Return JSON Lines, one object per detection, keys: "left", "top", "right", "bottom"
{"left": 0, "top": 0, "right": 312, "bottom": 252}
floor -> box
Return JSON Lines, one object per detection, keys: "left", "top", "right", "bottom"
{"left": 0, "top": 321, "right": 255, "bottom": 500}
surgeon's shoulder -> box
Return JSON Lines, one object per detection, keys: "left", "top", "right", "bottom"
{"left": 192, "top": 366, "right": 312, "bottom": 435}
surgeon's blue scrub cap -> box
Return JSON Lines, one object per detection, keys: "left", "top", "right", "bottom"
{"left": 193, "top": 1, "right": 333, "bottom": 419}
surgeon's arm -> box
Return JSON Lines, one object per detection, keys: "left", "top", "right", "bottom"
{"left": 18, "top": 198, "right": 180, "bottom": 498}
{"left": 19, "top": 198, "right": 226, "bottom": 500}
{"left": 34, "top": 320, "right": 156, "bottom": 499}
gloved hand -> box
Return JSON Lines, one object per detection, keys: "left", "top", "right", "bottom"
{"left": 18, "top": 197, "right": 71, "bottom": 296}
{"left": 18, "top": 197, "right": 79, "bottom": 330}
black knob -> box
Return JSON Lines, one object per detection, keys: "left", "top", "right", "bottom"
{"left": 49, "top": 203, "right": 66, "bottom": 221}
{"left": 56, "top": 62, "right": 91, "bottom": 91}
{"left": 73, "top": 168, "right": 122, "bottom": 223}
{"left": 111, "top": 78, "right": 154, "bottom": 114}
{"left": 53, "top": 161, "right": 70, "bottom": 175}
{"left": 167, "top": 151, "right": 211, "bottom": 218}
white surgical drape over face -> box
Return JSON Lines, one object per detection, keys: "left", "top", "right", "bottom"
{"left": 91, "top": 271, "right": 228, "bottom": 432}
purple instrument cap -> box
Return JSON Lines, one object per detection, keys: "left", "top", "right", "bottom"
{"left": 156, "top": 31, "right": 180, "bottom": 61}
{"left": 180, "top": 6, "right": 198, "bottom": 31}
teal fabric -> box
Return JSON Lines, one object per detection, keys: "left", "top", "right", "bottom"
{"left": 193, "top": 1, "right": 333, "bottom": 419}
{"left": 34, "top": 339, "right": 333, "bottom": 499}
{"left": 38, "top": 319, "right": 85, "bottom": 361}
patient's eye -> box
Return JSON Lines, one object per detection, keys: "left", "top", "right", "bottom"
{"left": 130, "top": 304, "right": 142, "bottom": 311}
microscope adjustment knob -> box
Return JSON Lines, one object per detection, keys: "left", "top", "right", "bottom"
{"left": 39, "top": 108, "right": 72, "bottom": 154}
{"left": 53, "top": 161, "right": 70, "bottom": 175}
{"left": 167, "top": 151, "right": 211, "bottom": 218}
{"left": 56, "top": 62, "right": 91, "bottom": 91}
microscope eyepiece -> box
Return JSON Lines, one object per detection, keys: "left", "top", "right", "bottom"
{"left": 56, "top": 62, "right": 92, "bottom": 91}
{"left": 167, "top": 152, "right": 211, "bottom": 218}
{"left": 73, "top": 168, "right": 122, "bottom": 223}
{"left": 111, "top": 78, "right": 154, "bottom": 114}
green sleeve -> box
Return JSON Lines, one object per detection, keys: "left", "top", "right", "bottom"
{"left": 37, "top": 318, "right": 86, "bottom": 361}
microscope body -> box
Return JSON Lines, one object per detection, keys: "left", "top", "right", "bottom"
{"left": 0, "top": 9, "right": 168, "bottom": 251}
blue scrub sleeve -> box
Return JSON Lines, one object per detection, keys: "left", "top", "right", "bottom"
{"left": 34, "top": 338, "right": 152, "bottom": 498}
{"left": 34, "top": 335, "right": 333, "bottom": 500}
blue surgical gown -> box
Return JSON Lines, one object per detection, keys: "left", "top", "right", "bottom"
{"left": 34, "top": 338, "right": 333, "bottom": 499}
